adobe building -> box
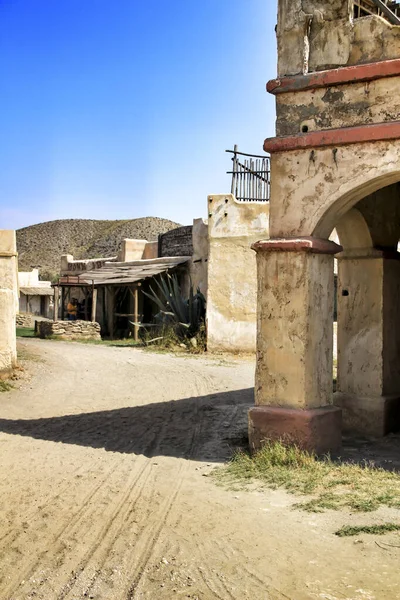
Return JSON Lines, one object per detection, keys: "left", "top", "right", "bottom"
{"left": 0, "top": 231, "right": 18, "bottom": 375}
{"left": 249, "top": 0, "right": 400, "bottom": 454}
{"left": 18, "top": 269, "right": 54, "bottom": 319}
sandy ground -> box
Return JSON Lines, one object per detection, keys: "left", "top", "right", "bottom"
{"left": 0, "top": 340, "right": 399, "bottom": 600}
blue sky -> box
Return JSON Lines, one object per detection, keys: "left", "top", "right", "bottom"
{"left": 0, "top": 0, "right": 277, "bottom": 230}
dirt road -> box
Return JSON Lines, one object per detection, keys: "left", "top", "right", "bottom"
{"left": 0, "top": 340, "right": 399, "bottom": 600}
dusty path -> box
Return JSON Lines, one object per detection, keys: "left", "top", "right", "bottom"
{"left": 0, "top": 340, "right": 399, "bottom": 600}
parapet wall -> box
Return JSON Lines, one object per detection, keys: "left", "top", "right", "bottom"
{"left": 37, "top": 320, "right": 101, "bottom": 341}
{"left": 206, "top": 195, "right": 269, "bottom": 353}
{"left": 277, "top": 1, "right": 400, "bottom": 77}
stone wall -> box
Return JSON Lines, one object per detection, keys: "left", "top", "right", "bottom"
{"left": 37, "top": 320, "right": 101, "bottom": 341}
{"left": 159, "top": 226, "right": 193, "bottom": 257}
{"left": 16, "top": 313, "right": 34, "bottom": 328}
{"left": 206, "top": 194, "right": 269, "bottom": 353}
{"left": 0, "top": 231, "right": 18, "bottom": 375}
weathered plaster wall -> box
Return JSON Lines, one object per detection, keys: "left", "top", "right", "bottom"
{"left": 337, "top": 254, "right": 384, "bottom": 398}
{"left": 207, "top": 194, "right": 269, "bottom": 353}
{"left": 190, "top": 218, "right": 208, "bottom": 296}
{"left": 118, "top": 239, "right": 148, "bottom": 262}
{"left": 276, "top": 75, "right": 400, "bottom": 136}
{"left": 256, "top": 249, "right": 335, "bottom": 409}
{"left": 142, "top": 241, "right": 158, "bottom": 259}
{"left": 383, "top": 258, "right": 400, "bottom": 395}
{"left": 277, "top": 1, "right": 400, "bottom": 77}
{"left": 269, "top": 139, "right": 400, "bottom": 238}
{"left": 18, "top": 269, "right": 40, "bottom": 287}
{"left": 0, "top": 231, "right": 18, "bottom": 375}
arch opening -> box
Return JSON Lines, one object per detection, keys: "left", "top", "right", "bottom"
{"left": 326, "top": 180, "right": 400, "bottom": 438}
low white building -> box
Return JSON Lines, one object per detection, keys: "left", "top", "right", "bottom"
{"left": 18, "top": 269, "right": 54, "bottom": 319}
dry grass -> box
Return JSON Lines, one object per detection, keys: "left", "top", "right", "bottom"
{"left": 0, "top": 381, "right": 13, "bottom": 393}
{"left": 335, "top": 523, "right": 400, "bottom": 537}
{"left": 214, "top": 441, "right": 400, "bottom": 513}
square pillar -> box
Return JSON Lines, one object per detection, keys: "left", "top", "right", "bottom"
{"left": 249, "top": 237, "right": 342, "bottom": 455}
{"left": 0, "top": 230, "right": 18, "bottom": 375}
{"left": 335, "top": 251, "right": 400, "bottom": 437}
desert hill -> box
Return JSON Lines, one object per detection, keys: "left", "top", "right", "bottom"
{"left": 16, "top": 217, "right": 181, "bottom": 281}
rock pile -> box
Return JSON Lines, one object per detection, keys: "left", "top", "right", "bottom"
{"left": 38, "top": 320, "right": 101, "bottom": 341}
{"left": 16, "top": 313, "right": 34, "bottom": 328}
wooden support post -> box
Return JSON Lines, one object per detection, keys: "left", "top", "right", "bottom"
{"left": 53, "top": 286, "right": 59, "bottom": 321}
{"left": 91, "top": 287, "right": 98, "bottom": 322}
{"left": 134, "top": 287, "right": 139, "bottom": 342}
{"left": 84, "top": 287, "right": 88, "bottom": 321}
{"left": 106, "top": 286, "right": 115, "bottom": 339}
{"left": 61, "top": 287, "right": 65, "bottom": 320}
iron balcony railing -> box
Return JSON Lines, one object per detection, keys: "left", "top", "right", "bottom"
{"left": 354, "top": 0, "right": 400, "bottom": 24}
{"left": 226, "top": 145, "right": 270, "bottom": 203}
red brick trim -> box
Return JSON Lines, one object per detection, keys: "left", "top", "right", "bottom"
{"left": 267, "top": 58, "right": 400, "bottom": 95}
{"left": 264, "top": 121, "right": 400, "bottom": 153}
{"left": 248, "top": 406, "right": 342, "bottom": 456}
{"left": 252, "top": 237, "right": 342, "bottom": 255}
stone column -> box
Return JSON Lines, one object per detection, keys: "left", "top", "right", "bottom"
{"left": 249, "top": 237, "right": 342, "bottom": 455}
{"left": 335, "top": 250, "right": 400, "bottom": 436}
{"left": 0, "top": 231, "right": 18, "bottom": 375}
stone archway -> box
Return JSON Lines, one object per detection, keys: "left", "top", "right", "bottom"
{"left": 250, "top": 172, "right": 400, "bottom": 454}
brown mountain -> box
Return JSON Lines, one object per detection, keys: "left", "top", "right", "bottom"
{"left": 16, "top": 217, "right": 181, "bottom": 281}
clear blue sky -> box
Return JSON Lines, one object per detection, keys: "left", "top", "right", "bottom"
{"left": 0, "top": 0, "right": 277, "bottom": 230}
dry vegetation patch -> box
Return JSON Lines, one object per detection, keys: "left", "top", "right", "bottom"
{"left": 214, "top": 441, "right": 400, "bottom": 513}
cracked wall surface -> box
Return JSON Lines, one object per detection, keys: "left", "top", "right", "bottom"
{"left": 277, "top": 1, "right": 400, "bottom": 77}
{"left": 207, "top": 194, "right": 269, "bottom": 353}
{"left": 0, "top": 231, "right": 18, "bottom": 375}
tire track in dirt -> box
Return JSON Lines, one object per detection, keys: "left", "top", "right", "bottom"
{"left": 2, "top": 394, "right": 173, "bottom": 600}
{"left": 0, "top": 458, "right": 139, "bottom": 598}
{"left": 64, "top": 388, "right": 204, "bottom": 599}
{"left": 124, "top": 385, "right": 217, "bottom": 599}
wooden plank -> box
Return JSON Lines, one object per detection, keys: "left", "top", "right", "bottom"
{"left": 106, "top": 286, "right": 115, "bottom": 339}
{"left": 61, "top": 287, "right": 65, "bottom": 320}
{"left": 134, "top": 287, "right": 139, "bottom": 342}
{"left": 91, "top": 288, "right": 98, "bottom": 322}
{"left": 53, "top": 286, "right": 59, "bottom": 322}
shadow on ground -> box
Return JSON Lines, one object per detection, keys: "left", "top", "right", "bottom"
{"left": 1, "top": 387, "right": 400, "bottom": 469}
{"left": 0, "top": 388, "right": 253, "bottom": 462}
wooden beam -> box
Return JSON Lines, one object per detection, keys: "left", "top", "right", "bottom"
{"left": 134, "top": 287, "right": 139, "bottom": 342}
{"left": 84, "top": 287, "right": 88, "bottom": 321}
{"left": 53, "top": 287, "right": 59, "bottom": 321}
{"left": 106, "top": 286, "right": 115, "bottom": 339}
{"left": 91, "top": 287, "right": 98, "bottom": 322}
{"left": 61, "top": 287, "right": 65, "bottom": 320}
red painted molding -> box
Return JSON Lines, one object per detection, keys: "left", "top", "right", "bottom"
{"left": 252, "top": 237, "right": 342, "bottom": 255}
{"left": 264, "top": 121, "right": 400, "bottom": 153}
{"left": 267, "top": 58, "right": 400, "bottom": 95}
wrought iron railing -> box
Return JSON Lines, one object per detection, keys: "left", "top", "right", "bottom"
{"left": 354, "top": 0, "right": 400, "bottom": 24}
{"left": 226, "top": 145, "right": 270, "bottom": 203}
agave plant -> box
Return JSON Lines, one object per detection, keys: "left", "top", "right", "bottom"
{"left": 143, "top": 273, "right": 206, "bottom": 339}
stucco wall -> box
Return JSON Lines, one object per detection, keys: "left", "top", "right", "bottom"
{"left": 206, "top": 194, "right": 269, "bottom": 353}
{"left": 269, "top": 139, "right": 400, "bottom": 239}
{"left": 276, "top": 75, "right": 400, "bottom": 137}
{"left": 190, "top": 218, "right": 208, "bottom": 297}
{"left": 256, "top": 248, "right": 335, "bottom": 409}
{"left": 18, "top": 268, "right": 40, "bottom": 287}
{"left": 0, "top": 230, "right": 18, "bottom": 374}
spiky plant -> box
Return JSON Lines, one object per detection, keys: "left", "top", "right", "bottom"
{"left": 143, "top": 273, "right": 206, "bottom": 339}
